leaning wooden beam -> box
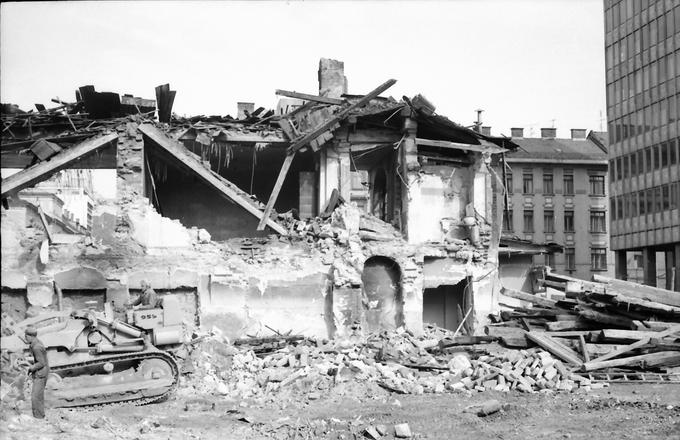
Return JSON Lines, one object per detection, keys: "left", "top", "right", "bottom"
{"left": 583, "top": 324, "right": 680, "bottom": 370}
{"left": 257, "top": 79, "right": 397, "bottom": 230}
{"left": 138, "top": 124, "right": 287, "bottom": 235}
{"left": 37, "top": 207, "right": 53, "bottom": 244}
{"left": 275, "top": 89, "right": 345, "bottom": 105}
{"left": 415, "top": 137, "right": 507, "bottom": 154}
{"left": 1, "top": 133, "right": 118, "bottom": 198}
{"left": 256, "top": 153, "right": 295, "bottom": 231}
{"left": 525, "top": 331, "right": 583, "bottom": 366}
{"left": 592, "top": 274, "right": 680, "bottom": 307}
{"left": 287, "top": 78, "right": 397, "bottom": 154}
{"left": 500, "top": 287, "right": 558, "bottom": 308}
{"left": 256, "top": 118, "right": 298, "bottom": 231}
{"left": 581, "top": 351, "right": 680, "bottom": 372}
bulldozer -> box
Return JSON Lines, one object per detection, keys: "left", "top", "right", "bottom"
{"left": 0, "top": 296, "right": 185, "bottom": 407}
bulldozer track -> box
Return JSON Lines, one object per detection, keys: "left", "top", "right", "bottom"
{"left": 49, "top": 350, "right": 179, "bottom": 408}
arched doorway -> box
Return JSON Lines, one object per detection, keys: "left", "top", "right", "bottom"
{"left": 361, "top": 256, "right": 403, "bottom": 331}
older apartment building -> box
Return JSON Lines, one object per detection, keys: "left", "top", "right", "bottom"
{"left": 603, "top": 0, "right": 680, "bottom": 290}
{"left": 501, "top": 127, "right": 613, "bottom": 280}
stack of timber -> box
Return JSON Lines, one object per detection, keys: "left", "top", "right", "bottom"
{"left": 487, "top": 270, "right": 680, "bottom": 376}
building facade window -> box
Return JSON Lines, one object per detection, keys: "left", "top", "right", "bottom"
{"left": 563, "top": 172, "right": 574, "bottom": 195}
{"left": 565, "top": 248, "right": 575, "bottom": 271}
{"left": 589, "top": 210, "right": 606, "bottom": 233}
{"left": 591, "top": 247, "right": 607, "bottom": 271}
{"left": 544, "top": 253, "right": 555, "bottom": 268}
{"left": 543, "top": 172, "right": 553, "bottom": 195}
{"left": 544, "top": 210, "right": 555, "bottom": 233}
{"left": 589, "top": 175, "right": 605, "bottom": 196}
{"left": 503, "top": 209, "right": 513, "bottom": 232}
{"left": 523, "top": 210, "right": 534, "bottom": 233}
{"left": 523, "top": 173, "right": 533, "bottom": 194}
{"left": 505, "top": 172, "right": 513, "bottom": 194}
{"left": 564, "top": 210, "right": 574, "bottom": 232}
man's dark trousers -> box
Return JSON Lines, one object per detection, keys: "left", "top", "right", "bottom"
{"left": 31, "top": 376, "right": 46, "bottom": 418}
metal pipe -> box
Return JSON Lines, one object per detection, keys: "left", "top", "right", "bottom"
{"left": 96, "top": 344, "right": 145, "bottom": 353}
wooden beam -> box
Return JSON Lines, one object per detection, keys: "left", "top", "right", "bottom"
{"left": 525, "top": 331, "right": 583, "bottom": 366}
{"left": 256, "top": 152, "right": 295, "bottom": 231}
{"left": 581, "top": 351, "right": 680, "bottom": 372}
{"left": 138, "top": 124, "right": 287, "bottom": 235}
{"left": 1, "top": 133, "right": 118, "bottom": 198}
{"left": 583, "top": 324, "right": 680, "bottom": 370}
{"left": 578, "top": 335, "right": 590, "bottom": 362}
{"left": 255, "top": 118, "right": 297, "bottom": 231}
{"left": 275, "top": 89, "right": 345, "bottom": 105}
{"left": 287, "top": 79, "right": 397, "bottom": 154}
{"left": 37, "top": 206, "right": 53, "bottom": 244}
{"left": 415, "top": 137, "right": 507, "bottom": 154}
{"left": 592, "top": 274, "right": 680, "bottom": 307}
{"left": 221, "top": 132, "right": 288, "bottom": 144}
{"left": 500, "top": 287, "right": 558, "bottom": 308}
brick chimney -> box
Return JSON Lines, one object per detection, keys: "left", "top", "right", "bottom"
{"left": 510, "top": 127, "right": 524, "bottom": 138}
{"left": 481, "top": 126, "right": 491, "bottom": 136}
{"left": 571, "top": 128, "right": 587, "bottom": 140}
{"left": 318, "top": 58, "right": 347, "bottom": 98}
{"left": 541, "top": 128, "right": 557, "bottom": 139}
{"left": 237, "top": 102, "right": 254, "bottom": 119}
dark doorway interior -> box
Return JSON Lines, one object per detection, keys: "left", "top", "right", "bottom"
{"left": 423, "top": 278, "right": 469, "bottom": 331}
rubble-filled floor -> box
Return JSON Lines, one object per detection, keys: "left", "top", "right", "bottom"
{"left": 1, "top": 383, "right": 679, "bottom": 439}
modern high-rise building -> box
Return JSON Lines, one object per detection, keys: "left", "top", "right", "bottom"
{"left": 603, "top": 0, "right": 680, "bottom": 290}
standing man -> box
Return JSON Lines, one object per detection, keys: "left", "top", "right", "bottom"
{"left": 24, "top": 326, "right": 49, "bottom": 419}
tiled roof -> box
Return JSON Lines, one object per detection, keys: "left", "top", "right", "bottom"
{"left": 507, "top": 135, "right": 607, "bottom": 162}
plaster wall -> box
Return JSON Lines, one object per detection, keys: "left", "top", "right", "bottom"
{"left": 404, "top": 166, "right": 471, "bottom": 244}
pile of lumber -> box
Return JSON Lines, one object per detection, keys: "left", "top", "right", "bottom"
{"left": 491, "top": 271, "right": 680, "bottom": 374}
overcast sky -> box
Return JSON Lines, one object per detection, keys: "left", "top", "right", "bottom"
{"left": 1, "top": 1, "right": 606, "bottom": 138}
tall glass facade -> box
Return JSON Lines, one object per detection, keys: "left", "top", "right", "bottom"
{"left": 604, "top": 0, "right": 680, "bottom": 290}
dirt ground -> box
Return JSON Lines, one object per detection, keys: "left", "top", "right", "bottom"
{"left": 1, "top": 382, "right": 679, "bottom": 440}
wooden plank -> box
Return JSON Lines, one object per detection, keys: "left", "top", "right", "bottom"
{"left": 597, "top": 329, "right": 671, "bottom": 343}
{"left": 415, "top": 137, "right": 507, "bottom": 154}
{"left": 584, "top": 324, "right": 680, "bottom": 369}
{"left": 275, "top": 89, "right": 345, "bottom": 105}
{"left": 37, "top": 206, "right": 53, "bottom": 244}
{"left": 578, "top": 335, "right": 590, "bottom": 362}
{"left": 545, "top": 320, "right": 599, "bottom": 332}
{"left": 545, "top": 330, "right": 593, "bottom": 338}
{"left": 578, "top": 308, "right": 636, "bottom": 329}
{"left": 609, "top": 293, "right": 680, "bottom": 315}
{"left": 525, "top": 331, "right": 583, "bottom": 366}
{"left": 287, "top": 79, "right": 397, "bottom": 154}
{"left": 593, "top": 274, "right": 680, "bottom": 307}
{"left": 138, "top": 124, "right": 287, "bottom": 235}
{"left": 256, "top": 152, "right": 295, "bottom": 231}
{"left": 221, "top": 132, "right": 287, "bottom": 143}
{"left": 500, "top": 287, "right": 558, "bottom": 308}
{"left": 1, "top": 133, "right": 118, "bottom": 198}
{"left": 581, "top": 351, "right": 680, "bottom": 372}
{"left": 484, "top": 325, "right": 526, "bottom": 339}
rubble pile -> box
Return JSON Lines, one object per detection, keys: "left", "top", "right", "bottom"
{"left": 181, "top": 325, "right": 602, "bottom": 402}
{"left": 492, "top": 269, "right": 680, "bottom": 374}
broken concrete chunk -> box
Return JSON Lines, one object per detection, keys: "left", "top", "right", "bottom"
{"left": 394, "top": 423, "right": 412, "bottom": 438}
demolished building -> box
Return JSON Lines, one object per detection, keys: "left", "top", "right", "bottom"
{"left": 1, "top": 59, "right": 520, "bottom": 341}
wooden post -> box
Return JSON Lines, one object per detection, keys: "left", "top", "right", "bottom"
{"left": 256, "top": 152, "right": 295, "bottom": 231}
